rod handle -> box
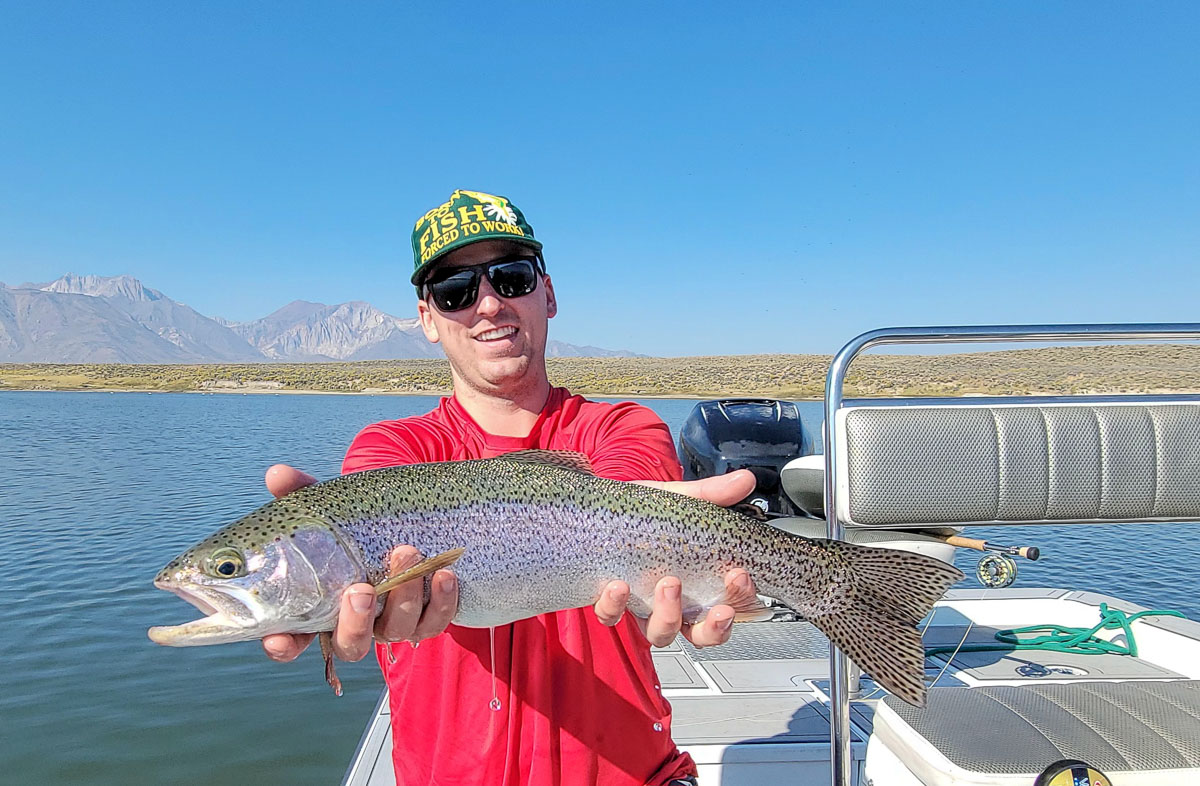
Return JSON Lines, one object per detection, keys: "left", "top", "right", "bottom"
{"left": 942, "top": 535, "right": 1041, "bottom": 561}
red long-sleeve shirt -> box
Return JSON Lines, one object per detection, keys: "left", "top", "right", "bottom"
{"left": 341, "top": 388, "right": 696, "bottom": 786}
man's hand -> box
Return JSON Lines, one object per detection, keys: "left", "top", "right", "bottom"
{"left": 593, "top": 469, "right": 759, "bottom": 648}
{"left": 259, "top": 464, "right": 458, "bottom": 664}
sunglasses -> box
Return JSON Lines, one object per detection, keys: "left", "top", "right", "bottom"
{"left": 423, "top": 254, "right": 543, "bottom": 313}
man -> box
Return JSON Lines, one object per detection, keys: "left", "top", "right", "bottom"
{"left": 261, "top": 190, "right": 756, "bottom": 785}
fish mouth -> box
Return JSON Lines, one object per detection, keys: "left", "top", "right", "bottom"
{"left": 147, "top": 580, "right": 258, "bottom": 647}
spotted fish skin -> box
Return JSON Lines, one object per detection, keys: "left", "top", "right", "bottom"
{"left": 150, "top": 452, "right": 962, "bottom": 706}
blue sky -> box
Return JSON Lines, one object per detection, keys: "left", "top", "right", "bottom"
{"left": 1, "top": 2, "right": 1196, "bottom": 356}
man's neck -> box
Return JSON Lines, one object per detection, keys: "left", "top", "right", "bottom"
{"left": 452, "top": 377, "right": 552, "bottom": 437}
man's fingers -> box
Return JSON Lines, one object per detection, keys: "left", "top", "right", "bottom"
{"left": 642, "top": 577, "right": 683, "bottom": 647}
{"left": 373, "top": 547, "right": 424, "bottom": 643}
{"left": 682, "top": 604, "right": 736, "bottom": 649}
{"left": 262, "top": 632, "right": 314, "bottom": 662}
{"left": 265, "top": 464, "right": 318, "bottom": 499}
{"left": 332, "top": 584, "right": 377, "bottom": 661}
{"left": 411, "top": 570, "right": 458, "bottom": 641}
{"left": 634, "top": 469, "right": 756, "bottom": 507}
{"left": 259, "top": 466, "right": 316, "bottom": 663}
{"left": 593, "top": 580, "right": 630, "bottom": 626}
{"left": 684, "top": 569, "right": 753, "bottom": 647}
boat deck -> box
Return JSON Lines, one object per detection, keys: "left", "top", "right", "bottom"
{"left": 342, "top": 587, "right": 1200, "bottom": 785}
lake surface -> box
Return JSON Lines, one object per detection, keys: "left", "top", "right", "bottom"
{"left": 2, "top": 391, "right": 1198, "bottom": 784}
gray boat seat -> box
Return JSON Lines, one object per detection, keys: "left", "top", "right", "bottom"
{"left": 871, "top": 681, "right": 1200, "bottom": 786}
{"left": 784, "top": 398, "right": 1200, "bottom": 529}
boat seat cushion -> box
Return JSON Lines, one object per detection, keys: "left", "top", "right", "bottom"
{"left": 836, "top": 401, "right": 1200, "bottom": 527}
{"left": 871, "top": 681, "right": 1200, "bottom": 786}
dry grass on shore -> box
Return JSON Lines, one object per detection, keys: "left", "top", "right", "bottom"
{"left": 3, "top": 344, "right": 1200, "bottom": 398}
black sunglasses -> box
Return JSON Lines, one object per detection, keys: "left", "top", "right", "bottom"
{"left": 423, "top": 254, "right": 543, "bottom": 313}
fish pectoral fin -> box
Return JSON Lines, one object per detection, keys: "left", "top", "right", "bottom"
{"left": 495, "top": 449, "right": 595, "bottom": 474}
{"left": 320, "top": 631, "right": 343, "bottom": 697}
{"left": 720, "top": 579, "right": 773, "bottom": 622}
{"left": 373, "top": 547, "right": 466, "bottom": 595}
{"left": 732, "top": 606, "right": 775, "bottom": 623}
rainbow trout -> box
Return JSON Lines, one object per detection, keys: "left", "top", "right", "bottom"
{"left": 149, "top": 450, "right": 961, "bottom": 705}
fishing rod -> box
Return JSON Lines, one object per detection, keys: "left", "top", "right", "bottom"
{"left": 934, "top": 533, "right": 1041, "bottom": 561}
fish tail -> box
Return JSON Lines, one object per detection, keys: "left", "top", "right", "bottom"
{"left": 776, "top": 539, "right": 962, "bottom": 707}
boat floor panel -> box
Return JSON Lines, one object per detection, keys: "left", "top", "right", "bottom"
{"left": 678, "top": 620, "right": 829, "bottom": 661}
{"left": 668, "top": 696, "right": 845, "bottom": 746}
{"left": 699, "top": 659, "right": 829, "bottom": 693}
{"left": 653, "top": 652, "right": 709, "bottom": 689}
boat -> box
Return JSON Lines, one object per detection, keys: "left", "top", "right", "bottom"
{"left": 344, "top": 323, "right": 1200, "bottom": 786}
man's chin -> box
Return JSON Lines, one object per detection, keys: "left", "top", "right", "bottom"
{"left": 478, "top": 356, "right": 532, "bottom": 386}
{"left": 446, "top": 339, "right": 547, "bottom": 391}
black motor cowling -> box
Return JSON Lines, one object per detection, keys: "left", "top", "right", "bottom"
{"left": 678, "top": 398, "right": 815, "bottom": 516}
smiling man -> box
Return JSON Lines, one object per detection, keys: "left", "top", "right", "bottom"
{"left": 262, "top": 190, "right": 756, "bottom": 786}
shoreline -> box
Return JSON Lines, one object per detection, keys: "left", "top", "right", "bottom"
{"left": 0, "top": 386, "right": 451, "bottom": 396}
{"left": 4, "top": 385, "right": 1198, "bottom": 400}
{"left": 0, "top": 386, "right": 742, "bottom": 400}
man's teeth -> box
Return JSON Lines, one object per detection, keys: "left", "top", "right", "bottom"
{"left": 478, "top": 327, "right": 517, "bottom": 341}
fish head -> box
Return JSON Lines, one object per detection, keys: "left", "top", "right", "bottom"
{"left": 148, "top": 505, "right": 363, "bottom": 646}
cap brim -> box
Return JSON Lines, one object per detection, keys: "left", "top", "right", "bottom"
{"left": 411, "top": 235, "right": 544, "bottom": 285}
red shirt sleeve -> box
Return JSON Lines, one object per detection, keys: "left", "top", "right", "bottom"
{"left": 579, "top": 401, "right": 683, "bottom": 483}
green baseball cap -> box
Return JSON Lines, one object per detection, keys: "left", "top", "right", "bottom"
{"left": 410, "top": 190, "right": 543, "bottom": 286}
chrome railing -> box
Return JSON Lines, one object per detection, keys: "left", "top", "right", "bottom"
{"left": 822, "top": 322, "right": 1200, "bottom": 786}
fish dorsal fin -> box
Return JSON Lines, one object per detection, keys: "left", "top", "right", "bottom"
{"left": 496, "top": 449, "right": 595, "bottom": 474}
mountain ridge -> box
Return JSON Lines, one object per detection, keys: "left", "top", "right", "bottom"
{"left": 0, "top": 274, "right": 639, "bottom": 363}
{"left": 224, "top": 299, "right": 438, "bottom": 361}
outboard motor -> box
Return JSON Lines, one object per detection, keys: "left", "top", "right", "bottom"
{"left": 678, "top": 399, "right": 814, "bottom": 517}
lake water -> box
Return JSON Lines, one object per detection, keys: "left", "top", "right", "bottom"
{"left": 2, "top": 391, "right": 1198, "bottom": 784}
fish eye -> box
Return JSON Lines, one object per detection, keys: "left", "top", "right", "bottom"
{"left": 207, "top": 548, "right": 245, "bottom": 578}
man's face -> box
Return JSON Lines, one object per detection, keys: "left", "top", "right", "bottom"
{"left": 416, "top": 239, "right": 557, "bottom": 397}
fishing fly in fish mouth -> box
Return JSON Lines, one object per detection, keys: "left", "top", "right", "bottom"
{"left": 149, "top": 449, "right": 962, "bottom": 707}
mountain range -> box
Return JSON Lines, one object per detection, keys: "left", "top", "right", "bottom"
{"left": 0, "top": 274, "right": 637, "bottom": 363}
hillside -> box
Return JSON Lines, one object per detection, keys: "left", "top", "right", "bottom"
{"left": 3, "top": 344, "right": 1200, "bottom": 398}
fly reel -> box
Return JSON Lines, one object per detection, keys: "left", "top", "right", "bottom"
{"left": 976, "top": 552, "right": 1018, "bottom": 588}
